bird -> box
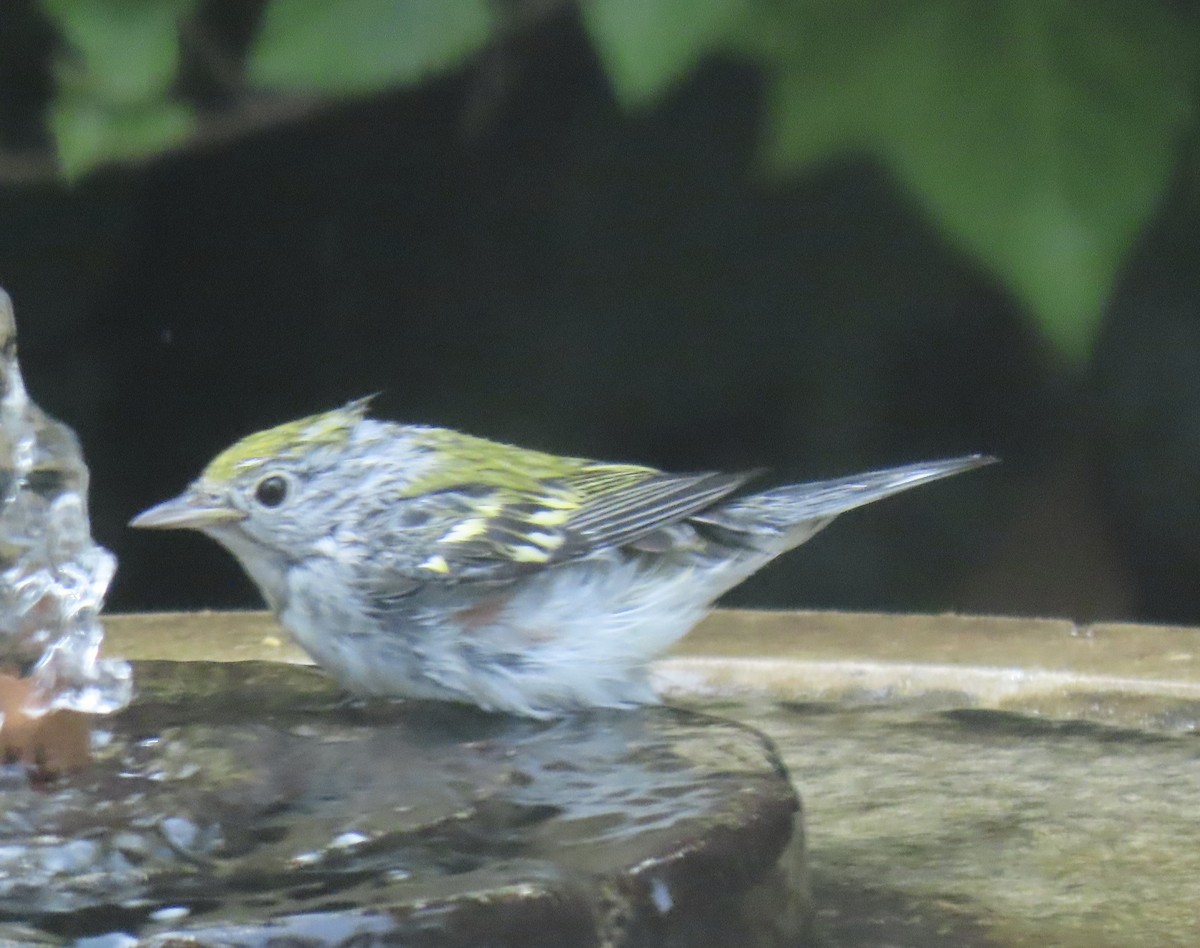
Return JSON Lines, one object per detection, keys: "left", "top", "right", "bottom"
{"left": 131, "top": 398, "right": 992, "bottom": 717}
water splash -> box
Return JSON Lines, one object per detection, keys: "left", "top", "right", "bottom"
{"left": 0, "top": 287, "right": 130, "bottom": 715}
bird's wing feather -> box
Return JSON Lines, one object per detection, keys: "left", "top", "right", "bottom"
{"left": 373, "top": 463, "right": 755, "bottom": 586}
{"left": 562, "top": 468, "right": 753, "bottom": 550}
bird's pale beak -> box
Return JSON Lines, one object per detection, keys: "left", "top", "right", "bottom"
{"left": 130, "top": 489, "right": 245, "bottom": 530}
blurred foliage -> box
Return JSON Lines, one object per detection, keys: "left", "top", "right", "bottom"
{"left": 740, "top": 1, "right": 1195, "bottom": 365}
{"left": 41, "top": 0, "right": 198, "bottom": 177}
{"left": 250, "top": 0, "right": 491, "bottom": 92}
{"left": 10, "top": 0, "right": 1200, "bottom": 362}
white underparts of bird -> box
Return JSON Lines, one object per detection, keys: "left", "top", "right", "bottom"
{"left": 132, "top": 400, "right": 996, "bottom": 717}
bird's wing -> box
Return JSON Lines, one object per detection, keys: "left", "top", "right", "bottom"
{"left": 561, "top": 465, "right": 754, "bottom": 551}
{"left": 371, "top": 462, "right": 755, "bottom": 587}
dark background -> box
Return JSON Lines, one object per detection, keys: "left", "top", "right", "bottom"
{"left": 1, "top": 4, "right": 1197, "bottom": 623}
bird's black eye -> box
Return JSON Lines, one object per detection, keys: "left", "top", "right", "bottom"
{"left": 254, "top": 475, "right": 289, "bottom": 508}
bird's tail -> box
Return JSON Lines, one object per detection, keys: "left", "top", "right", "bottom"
{"left": 696, "top": 454, "right": 995, "bottom": 541}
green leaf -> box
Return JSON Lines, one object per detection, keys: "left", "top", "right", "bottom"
{"left": 40, "top": 0, "right": 197, "bottom": 177}
{"left": 42, "top": 0, "right": 196, "bottom": 106}
{"left": 581, "top": 0, "right": 752, "bottom": 105}
{"left": 249, "top": 0, "right": 492, "bottom": 93}
{"left": 759, "top": 0, "right": 1197, "bottom": 362}
{"left": 51, "top": 97, "right": 194, "bottom": 180}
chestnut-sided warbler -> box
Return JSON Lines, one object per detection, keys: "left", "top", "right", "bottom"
{"left": 132, "top": 399, "right": 991, "bottom": 717}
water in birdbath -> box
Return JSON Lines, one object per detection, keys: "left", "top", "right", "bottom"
{"left": 0, "top": 661, "right": 807, "bottom": 946}
{"left": 0, "top": 288, "right": 130, "bottom": 740}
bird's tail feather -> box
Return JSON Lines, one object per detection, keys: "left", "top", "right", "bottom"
{"left": 698, "top": 454, "right": 995, "bottom": 535}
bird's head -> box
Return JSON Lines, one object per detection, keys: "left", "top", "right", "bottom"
{"left": 130, "top": 398, "right": 389, "bottom": 600}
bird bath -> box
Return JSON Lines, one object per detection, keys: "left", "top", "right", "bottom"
{"left": 665, "top": 611, "right": 1200, "bottom": 948}
{"left": 0, "top": 630, "right": 807, "bottom": 947}
{"left": 7, "top": 608, "right": 1191, "bottom": 948}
